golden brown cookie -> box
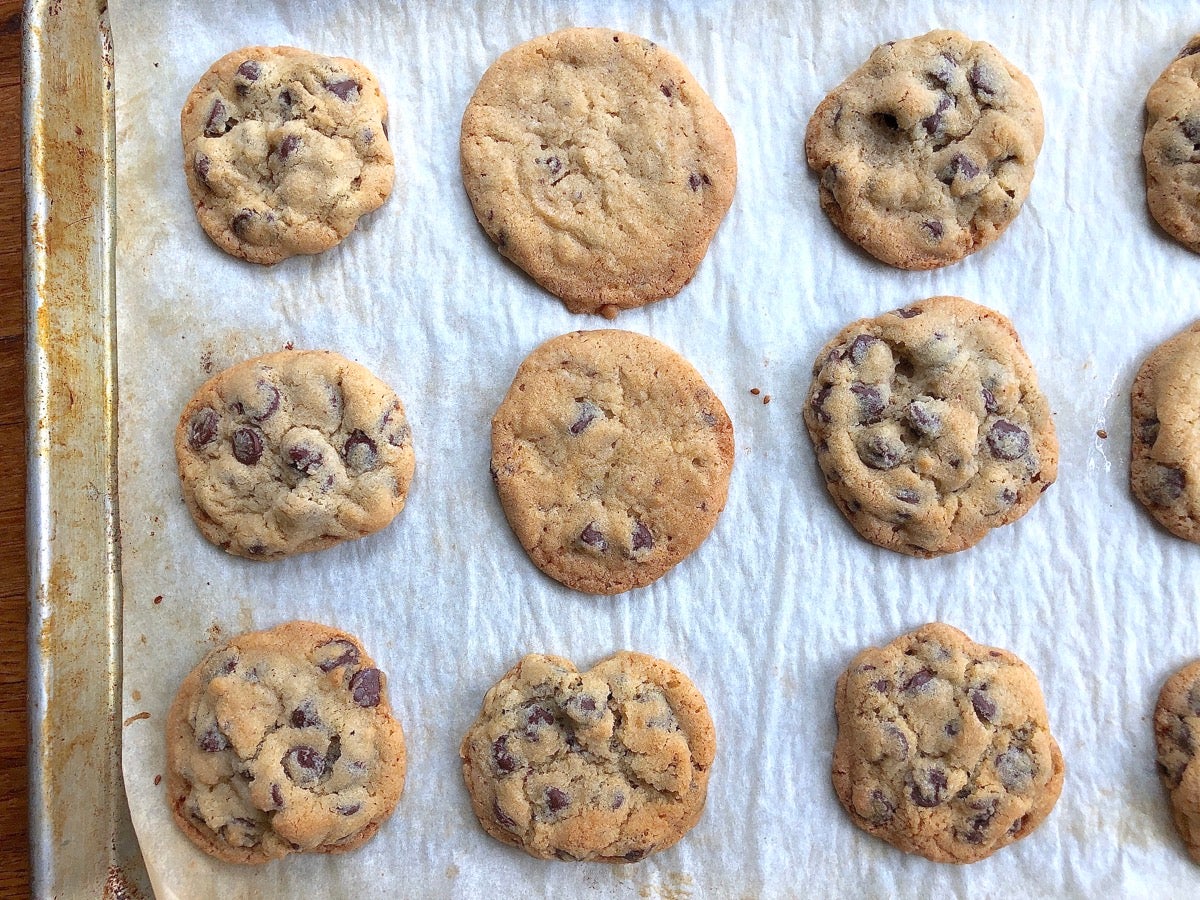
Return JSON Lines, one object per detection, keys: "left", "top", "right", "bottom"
{"left": 490, "top": 330, "right": 734, "bottom": 594}
{"left": 833, "top": 623, "right": 1064, "bottom": 863}
{"left": 176, "top": 350, "right": 415, "bottom": 560}
{"left": 1144, "top": 35, "right": 1200, "bottom": 253}
{"left": 181, "top": 46, "right": 394, "bottom": 264}
{"left": 805, "top": 30, "right": 1043, "bottom": 269}
{"left": 460, "top": 27, "right": 736, "bottom": 317}
{"left": 1154, "top": 658, "right": 1200, "bottom": 862}
{"left": 460, "top": 651, "right": 715, "bottom": 862}
{"left": 166, "top": 621, "right": 406, "bottom": 864}
{"left": 803, "top": 296, "right": 1057, "bottom": 557}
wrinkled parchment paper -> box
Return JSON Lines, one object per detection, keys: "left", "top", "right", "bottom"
{"left": 112, "top": 2, "right": 1200, "bottom": 896}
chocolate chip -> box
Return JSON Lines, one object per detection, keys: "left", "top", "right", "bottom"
{"left": 945, "top": 720, "right": 960, "bottom": 737}
{"left": 492, "top": 735, "right": 517, "bottom": 774}
{"left": 611, "top": 791, "right": 625, "bottom": 810}
{"left": 850, "top": 383, "right": 885, "bottom": 424}
{"left": 193, "top": 153, "right": 211, "bottom": 185}
{"left": 859, "top": 434, "right": 904, "bottom": 470}
{"left": 337, "top": 803, "right": 361, "bottom": 816}
{"left": 810, "top": 384, "right": 833, "bottom": 423}
{"left": 283, "top": 746, "right": 326, "bottom": 784}
{"left": 921, "top": 95, "right": 952, "bottom": 135}
{"left": 492, "top": 800, "right": 516, "bottom": 828}
{"left": 660, "top": 82, "right": 673, "bottom": 98}
{"left": 231, "top": 427, "right": 263, "bottom": 465}
{"left": 187, "top": 407, "right": 220, "bottom": 450}
{"left": 688, "top": 172, "right": 704, "bottom": 191}
{"left": 624, "top": 849, "right": 647, "bottom": 862}
{"left": 987, "top": 420, "right": 1030, "bottom": 460}
{"left": 903, "top": 669, "right": 934, "bottom": 692}
{"left": 236, "top": 60, "right": 261, "bottom": 81}
{"left": 343, "top": 430, "right": 378, "bottom": 472}
{"left": 910, "top": 766, "right": 948, "bottom": 807}
{"left": 569, "top": 400, "right": 601, "bottom": 435}
{"left": 921, "top": 220, "right": 944, "bottom": 241}
{"left": 1187, "top": 680, "right": 1200, "bottom": 716}
{"left": 288, "top": 445, "right": 323, "bottom": 475}
{"left": 579, "top": 522, "right": 608, "bottom": 552}
{"left": 872, "top": 679, "right": 889, "bottom": 692}
{"left": 1139, "top": 417, "right": 1160, "bottom": 445}
{"left": 543, "top": 155, "right": 562, "bottom": 176}
{"left": 197, "top": 725, "right": 229, "bottom": 752}
{"left": 896, "top": 489, "right": 920, "bottom": 504}
{"left": 968, "top": 62, "right": 998, "bottom": 98}
{"left": 996, "top": 746, "right": 1035, "bottom": 791}
{"left": 230, "top": 209, "right": 255, "bottom": 238}
{"left": 546, "top": 787, "right": 570, "bottom": 812}
{"left": 271, "top": 783, "right": 284, "bottom": 809}
{"left": 204, "top": 99, "right": 229, "bottom": 137}
{"left": 982, "top": 388, "right": 999, "bottom": 414}
{"left": 1180, "top": 41, "right": 1200, "bottom": 59}
{"left": 957, "top": 799, "right": 997, "bottom": 844}
{"left": 882, "top": 723, "right": 909, "bottom": 760}
{"left": 523, "top": 705, "right": 555, "bottom": 739}
{"left": 999, "top": 487, "right": 1017, "bottom": 506}
{"left": 277, "top": 133, "right": 300, "bottom": 160}
{"left": 290, "top": 702, "right": 319, "bottom": 729}
{"left": 631, "top": 520, "right": 654, "bottom": 553}
{"left": 971, "top": 690, "right": 997, "bottom": 723}
{"left": 907, "top": 401, "right": 942, "bottom": 437}
{"left": 893, "top": 306, "right": 923, "bottom": 319}
{"left": 941, "top": 153, "right": 979, "bottom": 183}
{"left": 867, "top": 789, "right": 896, "bottom": 824}
{"left": 315, "top": 638, "right": 360, "bottom": 672}
{"left": 349, "top": 668, "right": 382, "bottom": 707}
{"left": 1007, "top": 815, "right": 1026, "bottom": 836}
{"left": 846, "top": 334, "right": 878, "bottom": 365}
{"left": 325, "top": 78, "right": 360, "bottom": 101}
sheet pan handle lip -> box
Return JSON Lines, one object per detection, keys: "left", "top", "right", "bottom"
{"left": 23, "top": 0, "right": 148, "bottom": 896}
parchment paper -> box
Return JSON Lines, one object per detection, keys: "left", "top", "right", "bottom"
{"left": 112, "top": 1, "right": 1200, "bottom": 896}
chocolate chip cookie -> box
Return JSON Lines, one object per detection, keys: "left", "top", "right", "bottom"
{"left": 803, "top": 296, "right": 1057, "bottom": 557}
{"left": 181, "top": 46, "right": 394, "bottom": 264}
{"left": 1154, "top": 658, "right": 1200, "bottom": 862}
{"left": 460, "top": 27, "right": 737, "bottom": 317}
{"left": 805, "top": 30, "right": 1043, "bottom": 269}
{"left": 490, "top": 330, "right": 734, "bottom": 594}
{"left": 460, "top": 651, "right": 715, "bottom": 862}
{"left": 176, "top": 350, "right": 415, "bottom": 560}
{"left": 833, "top": 623, "right": 1064, "bottom": 863}
{"left": 1131, "top": 322, "right": 1200, "bottom": 541}
{"left": 1144, "top": 35, "right": 1200, "bottom": 253}
{"left": 166, "top": 621, "right": 406, "bottom": 864}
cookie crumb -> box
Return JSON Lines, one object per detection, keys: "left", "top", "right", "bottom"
{"left": 153, "top": 595, "right": 163, "bottom": 605}
{"left": 750, "top": 387, "right": 760, "bottom": 395}
{"left": 599, "top": 304, "right": 620, "bottom": 320}
{"left": 284, "top": 341, "right": 294, "bottom": 350}
{"left": 762, "top": 395, "right": 771, "bottom": 405}
{"left": 154, "top": 774, "right": 162, "bottom": 786}
{"left": 1096, "top": 429, "right": 1107, "bottom": 439}
{"left": 123, "top": 711, "right": 151, "bottom": 727}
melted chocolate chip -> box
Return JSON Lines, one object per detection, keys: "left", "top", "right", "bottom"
{"left": 846, "top": 334, "right": 878, "bottom": 365}
{"left": 624, "top": 849, "right": 647, "bottom": 862}
{"left": 492, "top": 735, "right": 517, "bottom": 774}
{"left": 271, "top": 783, "right": 284, "bottom": 809}
{"left": 316, "top": 638, "right": 360, "bottom": 672}
{"left": 546, "top": 787, "right": 570, "bottom": 812}
{"left": 910, "top": 767, "right": 948, "bottom": 808}
{"left": 1139, "top": 417, "right": 1161, "bottom": 445}
{"left": 343, "top": 430, "right": 379, "bottom": 472}
{"left": 968, "top": 62, "right": 998, "bottom": 98}
{"left": 283, "top": 746, "right": 326, "bottom": 784}
{"left": 999, "top": 487, "right": 1017, "bottom": 506}
{"left": 872, "top": 679, "right": 890, "bottom": 692}
{"left": 996, "top": 746, "right": 1035, "bottom": 791}
{"left": 277, "top": 133, "right": 300, "bottom": 160}
{"left": 579, "top": 522, "right": 608, "bottom": 552}
{"left": 631, "top": 521, "right": 653, "bottom": 553}
{"left": 187, "top": 408, "right": 220, "bottom": 450}
{"left": 971, "top": 689, "right": 997, "bottom": 723}
{"left": 231, "top": 427, "right": 263, "bottom": 465}
{"left": 907, "top": 401, "right": 942, "bottom": 437}
{"left": 921, "top": 95, "right": 952, "bottom": 135}
{"left": 325, "top": 78, "right": 360, "bottom": 101}
{"left": 230, "top": 209, "right": 255, "bottom": 238}
{"left": 688, "top": 172, "right": 703, "bottom": 191}
{"left": 524, "top": 705, "right": 555, "bottom": 738}
{"left": 882, "top": 723, "right": 909, "bottom": 760}
{"left": 896, "top": 489, "right": 920, "bottom": 505}
{"left": 570, "top": 400, "right": 601, "bottom": 435}
{"left": 922, "top": 220, "right": 944, "bottom": 241}
{"left": 660, "top": 83, "right": 673, "bottom": 98}
{"left": 850, "top": 383, "right": 885, "bottom": 424}
{"left": 337, "top": 803, "right": 362, "bottom": 816}
{"left": 197, "top": 726, "right": 229, "bottom": 752}
{"left": 1146, "top": 465, "right": 1185, "bottom": 505}
{"left": 193, "top": 153, "right": 211, "bottom": 185}
{"left": 859, "top": 434, "right": 904, "bottom": 470}
{"left": 982, "top": 388, "right": 999, "bottom": 414}
{"left": 941, "top": 153, "right": 980, "bottom": 184}
{"left": 893, "top": 306, "right": 923, "bottom": 319}
{"left": 204, "top": 99, "right": 229, "bottom": 137}
{"left": 987, "top": 420, "right": 1030, "bottom": 460}
{"left": 290, "top": 702, "right": 319, "bottom": 729}
{"left": 236, "top": 60, "right": 261, "bottom": 81}
{"left": 867, "top": 788, "right": 896, "bottom": 824}
{"left": 493, "top": 800, "right": 516, "bottom": 828}
{"left": 288, "top": 445, "right": 324, "bottom": 475}
{"left": 957, "top": 799, "right": 997, "bottom": 844}
{"left": 349, "top": 668, "right": 382, "bottom": 707}
{"left": 904, "top": 669, "right": 934, "bottom": 692}
{"left": 810, "top": 384, "right": 833, "bottom": 423}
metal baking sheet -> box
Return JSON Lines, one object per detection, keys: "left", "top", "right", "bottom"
{"left": 24, "top": 1, "right": 149, "bottom": 896}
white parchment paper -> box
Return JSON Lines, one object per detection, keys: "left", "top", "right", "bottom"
{"left": 112, "top": 1, "right": 1200, "bottom": 896}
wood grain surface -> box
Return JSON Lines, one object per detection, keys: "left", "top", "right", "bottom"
{"left": 2, "top": 1, "right": 30, "bottom": 895}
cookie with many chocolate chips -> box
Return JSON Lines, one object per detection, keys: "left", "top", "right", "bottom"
{"left": 181, "top": 45, "right": 394, "bottom": 264}
{"left": 460, "top": 27, "right": 736, "bottom": 317}
{"left": 1154, "top": 658, "right": 1200, "bottom": 862}
{"left": 460, "top": 651, "right": 715, "bottom": 862}
{"left": 166, "top": 621, "right": 406, "bottom": 864}
{"left": 833, "top": 623, "right": 1064, "bottom": 863}
{"left": 803, "top": 296, "right": 1057, "bottom": 557}
{"left": 490, "top": 330, "right": 734, "bottom": 594}
{"left": 805, "top": 30, "right": 1043, "bottom": 269}
{"left": 1145, "top": 35, "right": 1200, "bottom": 253}
{"left": 1132, "top": 322, "right": 1200, "bottom": 541}
{"left": 176, "top": 349, "right": 415, "bottom": 559}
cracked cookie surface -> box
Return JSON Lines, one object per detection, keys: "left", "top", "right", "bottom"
{"left": 460, "top": 652, "right": 715, "bottom": 862}
{"left": 181, "top": 45, "right": 394, "bottom": 264}
{"left": 1131, "top": 322, "right": 1200, "bottom": 542}
{"left": 176, "top": 349, "right": 415, "bottom": 560}
{"left": 490, "top": 329, "right": 733, "bottom": 594}
{"left": 833, "top": 623, "right": 1063, "bottom": 864}
{"left": 166, "top": 621, "right": 406, "bottom": 864}
{"left": 805, "top": 30, "right": 1043, "bottom": 269}
{"left": 803, "top": 296, "right": 1056, "bottom": 557}
{"left": 460, "top": 27, "right": 736, "bottom": 317}
{"left": 1145, "top": 35, "right": 1200, "bottom": 254}
{"left": 1154, "top": 658, "right": 1200, "bottom": 862}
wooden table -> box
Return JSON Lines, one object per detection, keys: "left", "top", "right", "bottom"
{"left": 2, "top": 1, "right": 31, "bottom": 894}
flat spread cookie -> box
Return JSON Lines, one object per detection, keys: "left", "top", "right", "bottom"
{"left": 833, "top": 623, "right": 1064, "bottom": 863}
{"left": 1145, "top": 35, "right": 1200, "bottom": 253}
{"left": 805, "top": 30, "right": 1043, "bottom": 269}
{"left": 181, "top": 45, "right": 394, "bottom": 264}
{"left": 1131, "top": 322, "right": 1200, "bottom": 541}
{"left": 804, "top": 296, "right": 1056, "bottom": 557}
{"left": 176, "top": 349, "right": 415, "bottom": 560}
{"left": 490, "top": 330, "right": 734, "bottom": 594}
{"left": 166, "top": 621, "right": 406, "bottom": 864}
{"left": 460, "top": 652, "right": 715, "bottom": 862}
{"left": 460, "top": 27, "right": 736, "bottom": 317}
{"left": 1154, "top": 658, "right": 1200, "bottom": 862}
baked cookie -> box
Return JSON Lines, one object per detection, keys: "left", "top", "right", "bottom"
{"left": 181, "top": 45, "right": 393, "bottom": 264}
{"left": 805, "top": 30, "right": 1043, "bottom": 269}
{"left": 166, "top": 621, "right": 406, "bottom": 864}
{"left": 803, "top": 296, "right": 1057, "bottom": 557}
{"left": 176, "top": 349, "right": 415, "bottom": 560}
{"left": 1131, "top": 322, "right": 1200, "bottom": 541}
{"left": 460, "top": 651, "right": 715, "bottom": 862}
{"left": 490, "top": 330, "right": 733, "bottom": 594}
{"left": 460, "top": 27, "right": 736, "bottom": 317}
{"left": 833, "top": 623, "right": 1064, "bottom": 864}
{"left": 1145, "top": 35, "right": 1200, "bottom": 253}
{"left": 1154, "top": 658, "right": 1200, "bottom": 862}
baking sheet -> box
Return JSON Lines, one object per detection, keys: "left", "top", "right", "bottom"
{"left": 113, "top": 1, "right": 1200, "bottom": 896}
